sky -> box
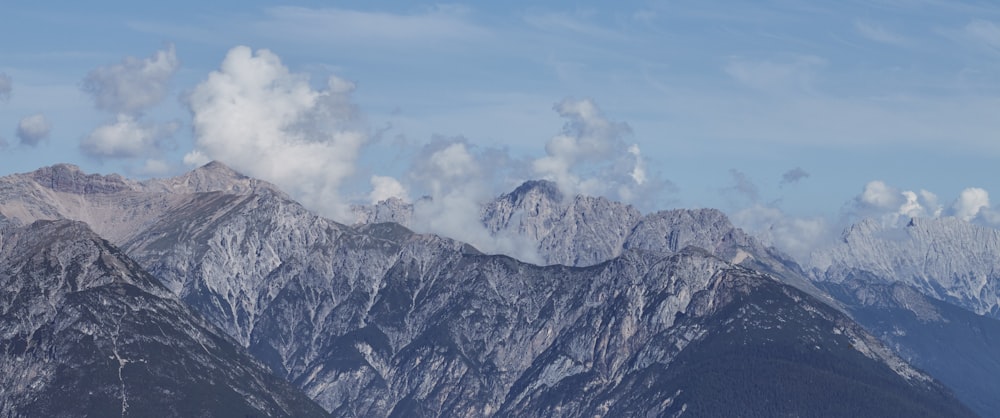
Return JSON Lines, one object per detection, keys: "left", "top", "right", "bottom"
{"left": 2, "top": 0, "right": 1000, "bottom": 260}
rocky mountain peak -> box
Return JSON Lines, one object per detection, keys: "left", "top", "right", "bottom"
{"left": 506, "top": 179, "right": 563, "bottom": 205}
{"left": 146, "top": 160, "right": 282, "bottom": 196}
{"left": 28, "top": 164, "right": 134, "bottom": 194}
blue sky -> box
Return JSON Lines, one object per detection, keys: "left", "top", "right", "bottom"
{"left": 2, "top": 1, "right": 1000, "bottom": 253}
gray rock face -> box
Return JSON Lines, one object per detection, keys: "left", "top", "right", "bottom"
{"left": 812, "top": 217, "right": 1000, "bottom": 318}
{"left": 0, "top": 164, "right": 977, "bottom": 417}
{"left": 0, "top": 220, "right": 328, "bottom": 417}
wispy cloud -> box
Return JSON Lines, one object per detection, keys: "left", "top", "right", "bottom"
{"left": 255, "top": 6, "right": 490, "bottom": 47}
{"left": 722, "top": 169, "right": 760, "bottom": 205}
{"left": 962, "top": 19, "right": 1000, "bottom": 49}
{"left": 724, "top": 55, "right": 827, "bottom": 94}
{"left": 854, "top": 20, "right": 909, "bottom": 46}
{"left": 523, "top": 11, "right": 627, "bottom": 40}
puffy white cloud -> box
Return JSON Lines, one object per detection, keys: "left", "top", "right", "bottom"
{"left": 186, "top": 45, "right": 367, "bottom": 221}
{"left": 533, "top": 99, "right": 621, "bottom": 195}
{"left": 851, "top": 180, "right": 942, "bottom": 226}
{"left": 82, "top": 44, "right": 178, "bottom": 114}
{"left": 531, "top": 98, "right": 663, "bottom": 206}
{"left": 369, "top": 175, "right": 408, "bottom": 204}
{"left": 847, "top": 180, "right": 1000, "bottom": 227}
{"left": 858, "top": 180, "right": 900, "bottom": 209}
{"left": 0, "top": 73, "right": 11, "bottom": 102}
{"left": 952, "top": 187, "right": 990, "bottom": 221}
{"left": 16, "top": 114, "right": 50, "bottom": 146}
{"left": 80, "top": 114, "right": 178, "bottom": 158}
{"left": 406, "top": 139, "right": 541, "bottom": 263}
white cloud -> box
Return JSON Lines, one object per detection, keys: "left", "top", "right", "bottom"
{"left": 79, "top": 46, "right": 181, "bottom": 162}
{"left": 80, "top": 114, "right": 178, "bottom": 158}
{"left": 859, "top": 180, "right": 902, "bottom": 210}
{"left": 186, "top": 45, "right": 367, "bottom": 221}
{"left": 845, "top": 180, "right": 1000, "bottom": 228}
{"left": 16, "top": 114, "right": 50, "bottom": 146}
{"left": 851, "top": 180, "right": 943, "bottom": 226}
{"left": 627, "top": 144, "right": 647, "bottom": 185}
{"left": 406, "top": 139, "right": 541, "bottom": 263}
{"left": 854, "top": 180, "right": 943, "bottom": 225}
{"left": 951, "top": 187, "right": 990, "bottom": 221}
{"left": 532, "top": 98, "right": 658, "bottom": 202}
{"left": 854, "top": 20, "right": 908, "bottom": 46}
{"left": 0, "top": 73, "right": 11, "bottom": 102}
{"left": 82, "top": 44, "right": 179, "bottom": 114}
{"left": 369, "top": 175, "right": 408, "bottom": 204}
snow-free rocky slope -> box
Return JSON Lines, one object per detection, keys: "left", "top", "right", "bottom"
{"left": 0, "top": 164, "right": 978, "bottom": 416}
{"left": 0, "top": 220, "right": 328, "bottom": 417}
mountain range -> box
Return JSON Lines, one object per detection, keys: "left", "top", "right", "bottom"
{"left": 1, "top": 162, "right": 994, "bottom": 417}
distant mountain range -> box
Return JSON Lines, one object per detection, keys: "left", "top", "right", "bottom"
{"left": 1, "top": 162, "right": 993, "bottom": 417}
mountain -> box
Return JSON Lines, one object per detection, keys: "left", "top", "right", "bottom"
{"left": 808, "top": 217, "right": 1000, "bottom": 417}
{"left": 819, "top": 275, "right": 1000, "bottom": 417}
{"left": 0, "top": 162, "right": 277, "bottom": 244}
{"left": 358, "top": 180, "right": 782, "bottom": 269}
{"left": 355, "top": 179, "right": 832, "bottom": 305}
{"left": 0, "top": 220, "right": 328, "bottom": 417}
{"left": 117, "top": 199, "right": 978, "bottom": 416}
{"left": 0, "top": 164, "right": 979, "bottom": 416}
{"left": 811, "top": 217, "right": 1000, "bottom": 319}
